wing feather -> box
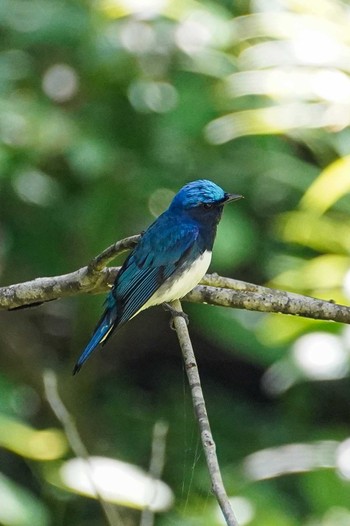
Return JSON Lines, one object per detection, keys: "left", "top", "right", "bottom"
{"left": 74, "top": 215, "right": 201, "bottom": 373}
{"left": 113, "top": 218, "right": 200, "bottom": 326}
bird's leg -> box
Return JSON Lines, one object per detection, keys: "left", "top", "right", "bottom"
{"left": 163, "top": 302, "right": 189, "bottom": 329}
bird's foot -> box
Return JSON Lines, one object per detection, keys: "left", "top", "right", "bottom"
{"left": 163, "top": 302, "right": 189, "bottom": 330}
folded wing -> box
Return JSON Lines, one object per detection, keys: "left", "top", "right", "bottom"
{"left": 73, "top": 217, "right": 200, "bottom": 373}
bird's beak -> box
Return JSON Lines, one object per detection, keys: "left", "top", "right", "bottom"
{"left": 224, "top": 193, "right": 244, "bottom": 204}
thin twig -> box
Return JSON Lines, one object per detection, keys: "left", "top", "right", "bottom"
{"left": 88, "top": 235, "right": 140, "bottom": 273}
{"left": 43, "top": 370, "right": 123, "bottom": 526}
{"left": 140, "top": 421, "right": 169, "bottom": 526}
{"left": 170, "top": 300, "right": 239, "bottom": 526}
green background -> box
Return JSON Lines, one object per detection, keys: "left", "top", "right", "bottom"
{"left": 1, "top": 0, "right": 350, "bottom": 524}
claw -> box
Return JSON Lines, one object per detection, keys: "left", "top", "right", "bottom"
{"left": 163, "top": 302, "right": 189, "bottom": 329}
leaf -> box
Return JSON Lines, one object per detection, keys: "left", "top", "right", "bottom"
{"left": 0, "top": 413, "right": 67, "bottom": 460}
{"left": 46, "top": 456, "right": 174, "bottom": 512}
{"left": 0, "top": 472, "right": 50, "bottom": 526}
{"left": 300, "top": 155, "right": 350, "bottom": 214}
{"left": 275, "top": 210, "right": 350, "bottom": 254}
{"left": 267, "top": 254, "right": 350, "bottom": 293}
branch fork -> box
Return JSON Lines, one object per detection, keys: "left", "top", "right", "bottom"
{"left": 3, "top": 234, "right": 350, "bottom": 526}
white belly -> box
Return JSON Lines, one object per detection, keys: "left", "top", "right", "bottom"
{"left": 141, "top": 250, "right": 212, "bottom": 310}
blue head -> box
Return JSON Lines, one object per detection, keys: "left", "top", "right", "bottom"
{"left": 168, "top": 180, "right": 243, "bottom": 249}
{"left": 169, "top": 179, "right": 242, "bottom": 225}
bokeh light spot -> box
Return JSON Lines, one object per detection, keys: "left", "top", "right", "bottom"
{"left": 27, "top": 430, "right": 68, "bottom": 461}
{"left": 244, "top": 441, "right": 338, "bottom": 481}
{"left": 0, "top": 111, "right": 28, "bottom": 146}
{"left": 60, "top": 457, "right": 174, "bottom": 511}
{"left": 120, "top": 21, "right": 156, "bottom": 53}
{"left": 336, "top": 439, "right": 350, "bottom": 479}
{"left": 292, "top": 28, "right": 342, "bottom": 66}
{"left": 293, "top": 332, "right": 348, "bottom": 380}
{"left": 128, "top": 80, "right": 178, "bottom": 113}
{"left": 215, "top": 496, "right": 255, "bottom": 525}
{"left": 148, "top": 188, "right": 175, "bottom": 217}
{"left": 176, "top": 18, "right": 212, "bottom": 54}
{"left": 13, "top": 169, "right": 60, "bottom": 206}
{"left": 42, "top": 64, "right": 79, "bottom": 103}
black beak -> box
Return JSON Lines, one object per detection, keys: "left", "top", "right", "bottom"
{"left": 224, "top": 193, "right": 244, "bottom": 204}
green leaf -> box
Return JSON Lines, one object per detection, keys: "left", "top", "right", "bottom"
{"left": 0, "top": 473, "right": 50, "bottom": 526}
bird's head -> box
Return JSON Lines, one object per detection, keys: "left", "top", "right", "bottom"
{"left": 169, "top": 180, "right": 243, "bottom": 224}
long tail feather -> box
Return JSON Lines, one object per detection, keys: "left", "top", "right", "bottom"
{"left": 73, "top": 307, "right": 117, "bottom": 375}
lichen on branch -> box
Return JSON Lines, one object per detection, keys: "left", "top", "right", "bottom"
{"left": 0, "top": 235, "right": 349, "bottom": 326}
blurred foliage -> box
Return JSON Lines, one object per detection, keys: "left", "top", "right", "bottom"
{"left": 1, "top": 0, "right": 350, "bottom": 524}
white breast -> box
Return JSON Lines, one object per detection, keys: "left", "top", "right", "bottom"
{"left": 142, "top": 250, "right": 212, "bottom": 310}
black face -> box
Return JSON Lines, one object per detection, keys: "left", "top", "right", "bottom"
{"left": 183, "top": 193, "right": 243, "bottom": 251}
{"left": 186, "top": 200, "right": 225, "bottom": 226}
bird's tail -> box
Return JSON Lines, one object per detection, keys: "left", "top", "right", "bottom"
{"left": 73, "top": 306, "right": 117, "bottom": 375}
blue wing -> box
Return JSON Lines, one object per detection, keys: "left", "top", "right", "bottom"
{"left": 114, "top": 216, "right": 200, "bottom": 325}
{"left": 73, "top": 215, "right": 200, "bottom": 373}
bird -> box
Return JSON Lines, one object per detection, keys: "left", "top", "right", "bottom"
{"left": 73, "top": 179, "right": 243, "bottom": 374}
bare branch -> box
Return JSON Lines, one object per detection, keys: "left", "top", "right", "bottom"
{"left": 0, "top": 235, "right": 141, "bottom": 310}
{"left": 170, "top": 300, "right": 239, "bottom": 526}
{"left": 88, "top": 235, "right": 140, "bottom": 273}
{"left": 140, "top": 421, "right": 169, "bottom": 526}
{"left": 43, "top": 370, "right": 123, "bottom": 526}
{"left": 185, "top": 283, "right": 350, "bottom": 324}
{"left": 0, "top": 235, "right": 349, "bottom": 326}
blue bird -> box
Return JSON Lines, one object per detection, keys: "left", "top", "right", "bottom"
{"left": 73, "top": 180, "right": 242, "bottom": 374}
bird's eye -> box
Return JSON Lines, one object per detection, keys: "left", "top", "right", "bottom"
{"left": 203, "top": 202, "right": 213, "bottom": 210}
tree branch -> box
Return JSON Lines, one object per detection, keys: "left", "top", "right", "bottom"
{"left": 170, "top": 300, "right": 239, "bottom": 526}
{"left": 0, "top": 235, "right": 349, "bottom": 325}
{"left": 185, "top": 283, "right": 350, "bottom": 323}
{"left": 140, "top": 421, "right": 169, "bottom": 526}
{"left": 87, "top": 235, "right": 140, "bottom": 273}
{"left": 5, "top": 236, "right": 347, "bottom": 526}
{"left": 0, "top": 235, "right": 140, "bottom": 310}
